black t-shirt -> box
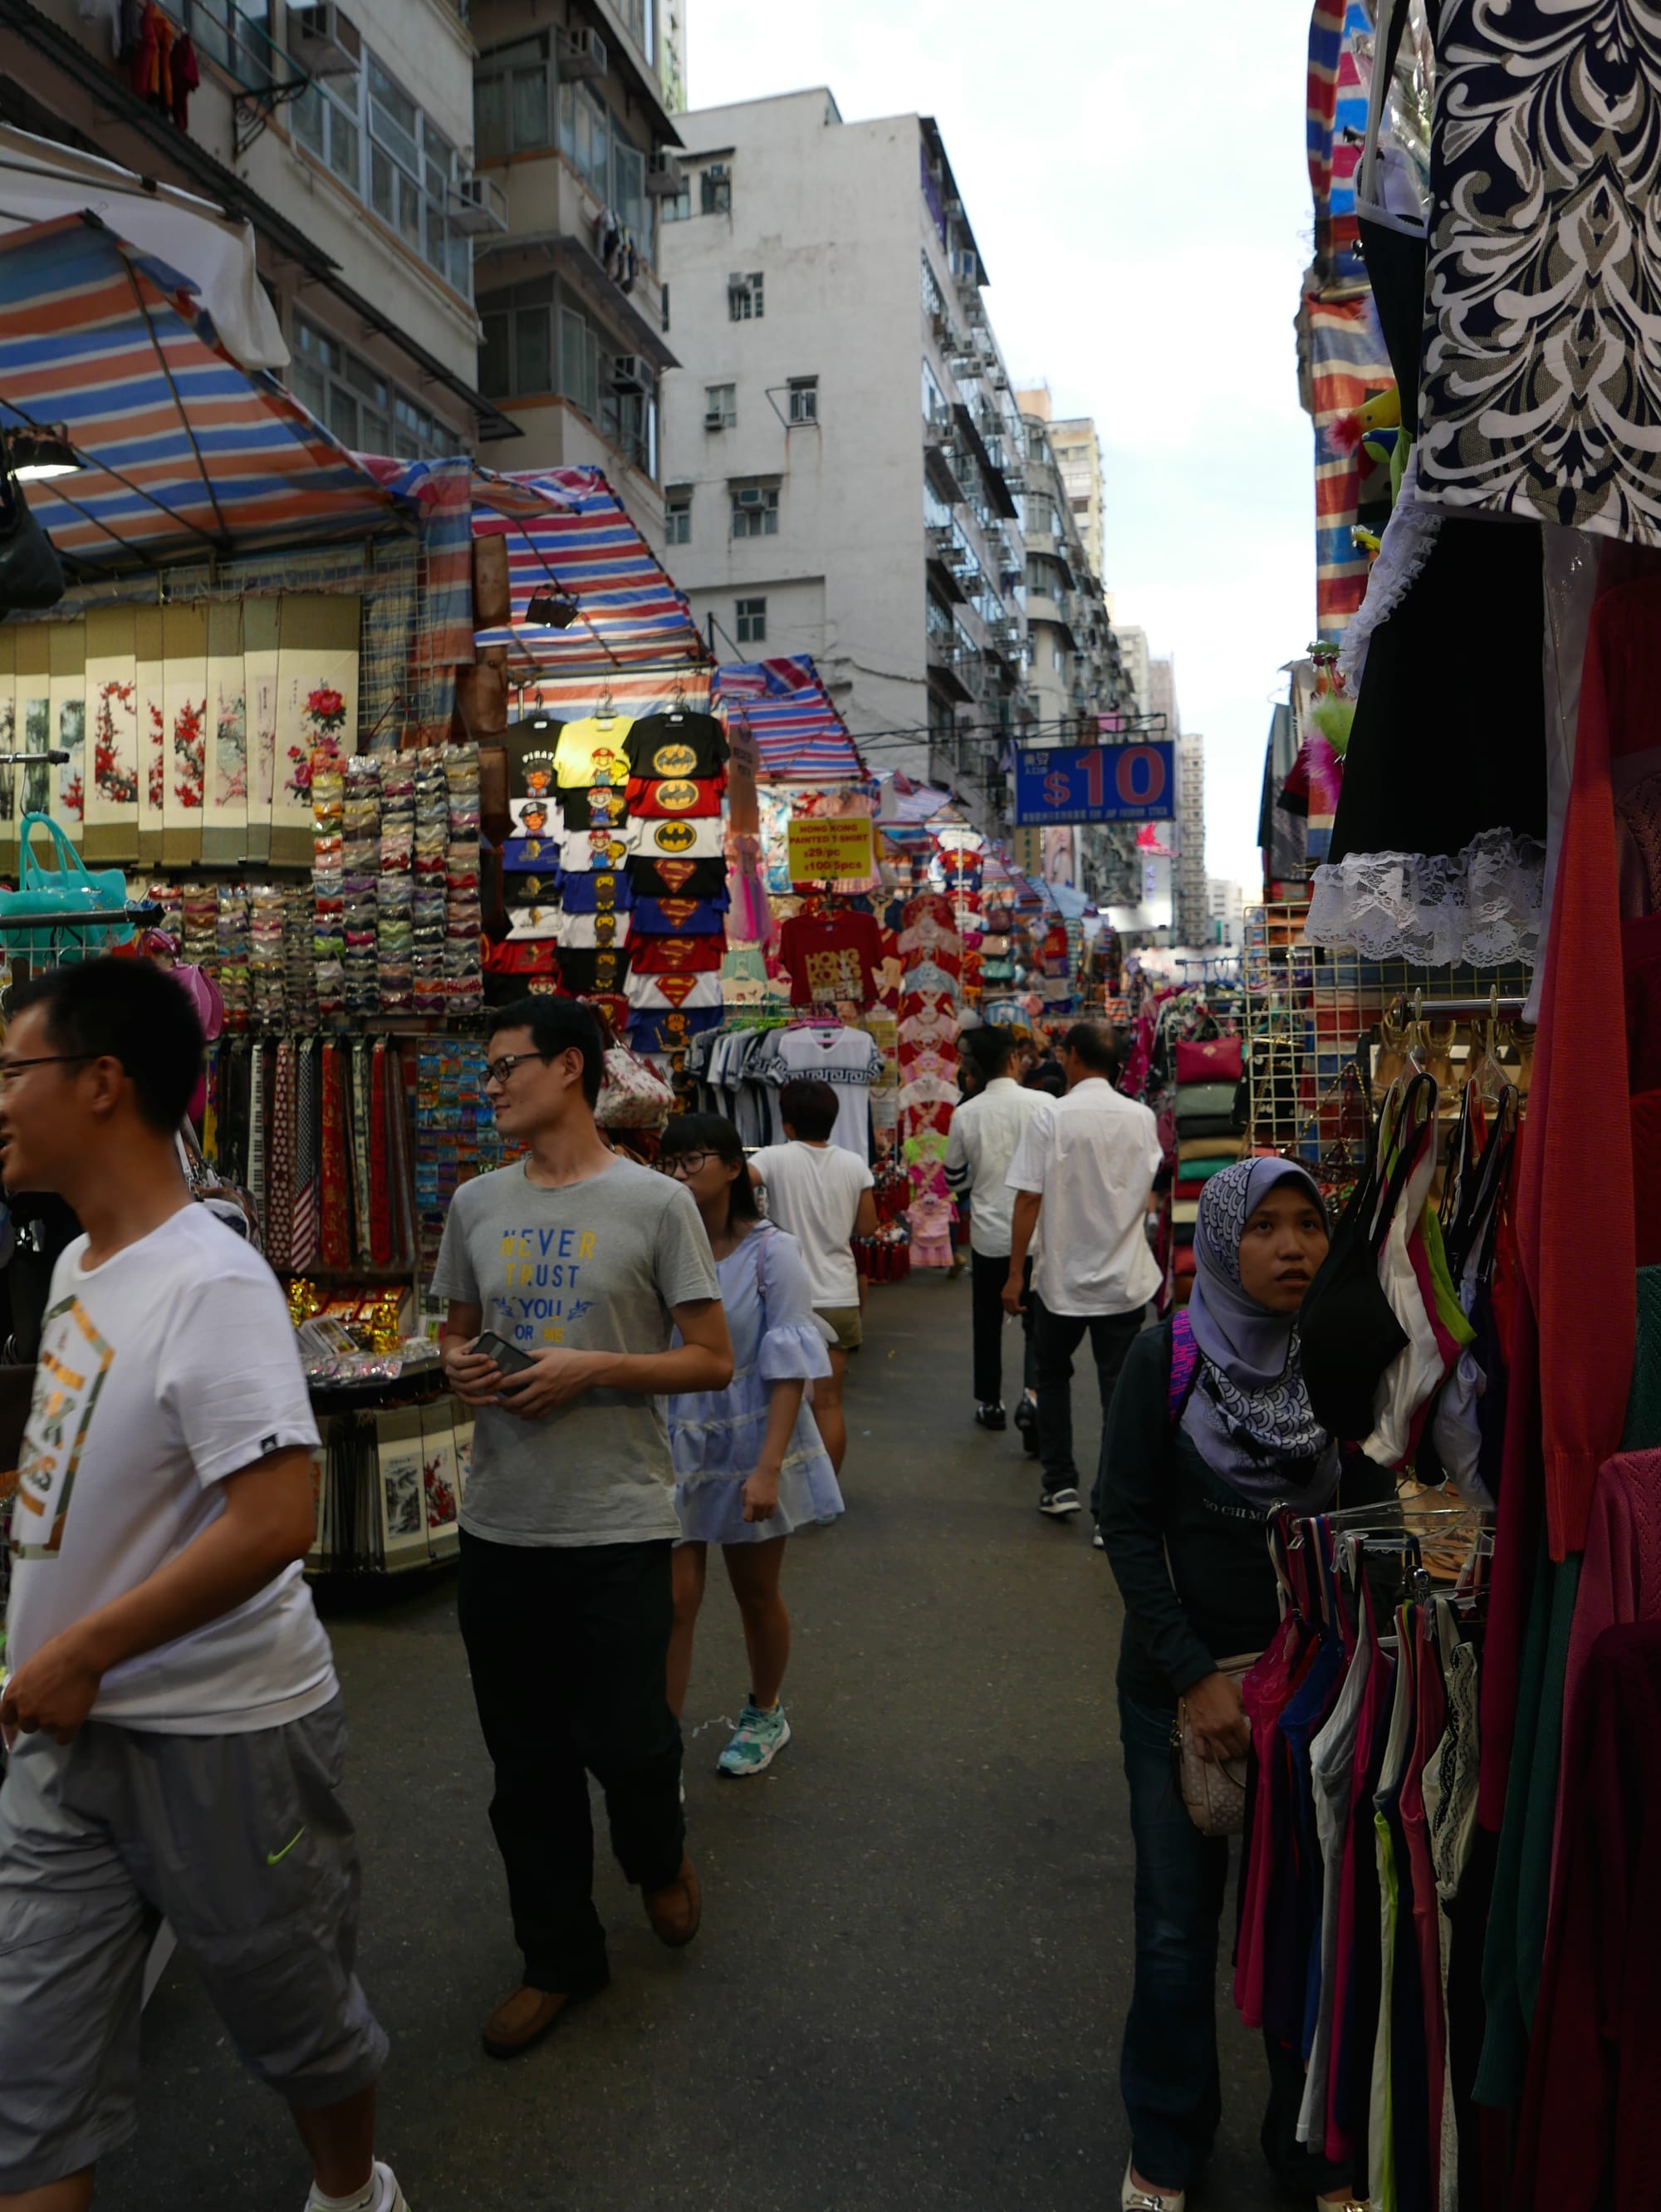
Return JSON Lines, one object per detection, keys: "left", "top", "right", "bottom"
{"left": 625, "top": 854, "right": 729, "bottom": 901}
{"left": 557, "top": 783, "right": 632, "bottom": 831}
{"left": 505, "top": 716, "right": 562, "bottom": 800}
{"left": 624, "top": 711, "right": 728, "bottom": 782}
{"left": 556, "top": 945, "right": 632, "bottom": 997}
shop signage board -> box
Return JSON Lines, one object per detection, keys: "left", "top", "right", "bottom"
{"left": 1012, "top": 742, "right": 1176, "bottom": 826}
{"left": 786, "top": 816, "right": 875, "bottom": 880}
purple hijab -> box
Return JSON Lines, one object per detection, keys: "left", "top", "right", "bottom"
{"left": 1183, "top": 1156, "right": 1339, "bottom": 1509}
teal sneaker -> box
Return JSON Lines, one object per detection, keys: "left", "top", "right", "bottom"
{"left": 717, "top": 1702, "right": 791, "bottom": 1777}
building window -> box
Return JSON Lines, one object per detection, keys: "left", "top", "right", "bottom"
{"left": 728, "top": 271, "right": 764, "bottom": 321}
{"left": 663, "top": 179, "right": 691, "bottom": 222}
{"left": 293, "top": 48, "right": 470, "bottom": 298}
{"left": 730, "top": 486, "right": 778, "bottom": 538}
{"left": 704, "top": 383, "right": 736, "bottom": 429}
{"left": 479, "top": 277, "right": 556, "bottom": 399}
{"left": 665, "top": 489, "right": 691, "bottom": 544}
{"left": 479, "top": 282, "right": 658, "bottom": 474}
{"left": 735, "top": 597, "right": 767, "bottom": 644}
{"left": 701, "top": 164, "right": 732, "bottom": 214}
{"left": 291, "top": 316, "right": 456, "bottom": 459}
{"left": 787, "top": 376, "right": 819, "bottom": 424}
{"left": 474, "top": 37, "right": 551, "bottom": 158}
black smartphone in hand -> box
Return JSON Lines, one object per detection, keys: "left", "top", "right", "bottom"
{"left": 469, "top": 1331, "right": 537, "bottom": 1377}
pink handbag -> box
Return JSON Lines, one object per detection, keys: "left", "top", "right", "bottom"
{"left": 1174, "top": 1035, "right": 1243, "bottom": 1086}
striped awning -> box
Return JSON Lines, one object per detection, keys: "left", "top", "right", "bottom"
{"left": 472, "top": 466, "right": 706, "bottom": 671}
{"left": 713, "top": 656, "right": 865, "bottom": 782}
{"left": 0, "top": 214, "right": 402, "bottom": 566}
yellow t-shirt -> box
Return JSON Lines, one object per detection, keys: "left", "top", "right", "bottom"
{"left": 553, "top": 715, "right": 635, "bottom": 790}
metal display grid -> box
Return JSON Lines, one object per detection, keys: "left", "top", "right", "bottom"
{"left": 1242, "top": 901, "right": 1532, "bottom": 1167}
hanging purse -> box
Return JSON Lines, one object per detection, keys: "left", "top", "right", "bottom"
{"left": 595, "top": 1042, "right": 674, "bottom": 1130}
{"left": 1173, "top": 1655, "right": 1255, "bottom": 1837}
{"left": 0, "top": 814, "right": 132, "bottom": 962}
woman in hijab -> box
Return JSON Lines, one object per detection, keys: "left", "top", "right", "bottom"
{"left": 1095, "top": 1158, "right": 1384, "bottom": 2212}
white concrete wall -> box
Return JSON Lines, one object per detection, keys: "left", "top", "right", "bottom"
{"left": 659, "top": 91, "right": 936, "bottom": 773}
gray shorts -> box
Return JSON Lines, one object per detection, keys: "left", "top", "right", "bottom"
{"left": 0, "top": 1696, "right": 387, "bottom": 2194}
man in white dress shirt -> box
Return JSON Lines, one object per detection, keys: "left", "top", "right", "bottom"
{"left": 944, "top": 1027, "right": 1045, "bottom": 1436}
{"left": 1003, "top": 1023, "right": 1161, "bottom": 1518}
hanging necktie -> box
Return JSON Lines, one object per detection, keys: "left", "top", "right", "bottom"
{"left": 291, "top": 1038, "right": 320, "bottom": 1273}
{"left": 247, "top": 1041, "right": 267, "bottom": 1247}
{"left": 349, "top": 1042, "right": 374, "bottom": 1267}
{"left": 201, "top": 1039, "right": 219, "bottom": 1168}
{"left": 385, "top": 1042, "right": 416, "bottom": 1269}
{"left": 320, "top": 1042, "right": 349, "bottom": 1268}
{"left": 265, "top": 1039, "right": 295, "bottom": 1272}
{"left": 369, "top": 1040, "right": 392, "bottom": 1268}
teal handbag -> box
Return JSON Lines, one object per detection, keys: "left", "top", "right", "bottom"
{"left": 0, "top": 813, "right": 132, "bottom": 962}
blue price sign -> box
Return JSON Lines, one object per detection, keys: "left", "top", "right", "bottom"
{"left": 1012, "top": 742, "right": 1176, "bottom": 826}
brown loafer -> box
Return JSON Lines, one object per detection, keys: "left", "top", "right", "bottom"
{"left": 482, "top": 1981, "right": 596, "bottom": 2058}
{"left": 643, "top": 1854, "right": 701, "bottom": 1947}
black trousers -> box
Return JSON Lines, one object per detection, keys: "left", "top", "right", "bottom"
{"left": 457, "top": 1530, "right": 685, "bottom": 1993}
{"left": 969, "top": 1251, "right": 1033, "bottom": 1405}
{"left": 1030, "top": 1294, "right": 1144, "bottom": 1489}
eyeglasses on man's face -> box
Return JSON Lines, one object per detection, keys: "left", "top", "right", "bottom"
{"left": 0, "top": 1053, "right": 96, "bottom": 1089}
{"left": 483, "top": 1051, "right": 546, "bottom": 1089}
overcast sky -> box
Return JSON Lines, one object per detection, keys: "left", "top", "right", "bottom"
{"left": 684, "top": 1, "right": 1316, "bottom": 889}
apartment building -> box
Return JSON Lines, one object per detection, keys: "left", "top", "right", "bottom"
{"left": 470, "top": 0, "right": 683, "bottom": 537}
{"left": 1048, "top": 410, "right": 1105, "bottom": 579}
{"left": 656, "top": 87, "right": 1030, "bottom": 818}
{"left": 1207, "top": 876, "right": 1245, "bottom": 950}
{"left": 1, "top": 0, "right": 511, "bottom": 454}
{"left": 1176, "top": 728, "right": 1208, "bottom": 946}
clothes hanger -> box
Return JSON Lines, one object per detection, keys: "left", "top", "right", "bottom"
{"left": 595, "top": 683, "right": 615, "bottom": 725}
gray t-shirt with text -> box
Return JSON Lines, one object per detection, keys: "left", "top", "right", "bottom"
{"left": 430, "top": 1157, "right": 720, "bottom": 1546}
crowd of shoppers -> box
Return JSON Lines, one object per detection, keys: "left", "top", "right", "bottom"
{"left": 0, "top": 970, "right": 1326, "bottom": 2212}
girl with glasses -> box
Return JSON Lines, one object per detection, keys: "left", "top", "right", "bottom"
{"left": 659, "top": 1114, "right": 843, "bottom": 1777}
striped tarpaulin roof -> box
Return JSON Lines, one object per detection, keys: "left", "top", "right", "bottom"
{"left": 0, "top": 215, "right": 401, "bottom": 566}
{"left": 471, "top": 466, "right": 705, "bottom": 672}
{"left": 1305, "top": 290, "right": 1393, "bottom": 637}
{"left": 713, "top": 656, "right": 865, "bottom": 782}
{"left": 1306, "top": 0, "right": 1371, "bottom": 292}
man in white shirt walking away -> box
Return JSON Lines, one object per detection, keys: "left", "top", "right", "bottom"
{"left": 0, "top": 959, "right": 404, "bottom": 2212}
{"left": 748, "top": 1078, "right": 877, "bottom": 1475}
{"left": 945, "top": 1026, "right": 1045, "bottom": 1436}
{"left": 1003, "top": 1022, "right": 1162, "bottom": 1519}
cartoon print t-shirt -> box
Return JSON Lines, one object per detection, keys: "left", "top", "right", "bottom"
{"left": 430, "top": 1158, "right": 720, "bottom": 1545}
{"left": 4, "top": 1204, "right": 332, "bottom": 1732}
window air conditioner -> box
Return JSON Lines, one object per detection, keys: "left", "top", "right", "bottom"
{"left": 287, "top": 0, "right": 361, "bottom": 74}
{"left": 556, "top": 27, "right": 607, "bottom": 81}
{"left": 646, "top": 151, "right": 685, "bottom": 197}
{"left": 950, "top": 249, "right": 978, "bottom": 285}
{"left": 733, "top": 487, "right": 769, "bottom": 508}
{"left": 704, "top": 410, "right": 728, "bottom": 430}
{"left": 706, "top": 162, "right": 731, "bottom": 182}
{"left": 610, "top": 355, "right": 646, "bottom": 394}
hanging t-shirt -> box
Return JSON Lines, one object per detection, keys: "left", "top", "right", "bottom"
{"left": 627, "top": 854, "right": 729, "bottom": 901}
{"left": 553, "top": 910, "right": 629, "bottom": 951}
{"left": 561, "top": 823, "right": 639, "bottom": 873}
{"left": 625, "top": 711, "right": 729, "bottom": 782}
{"left": 486, "top": 940, "right": 559, "bottom": 978}
{"left": 557, "top": 867, "right": 633, "bottom": 914}
{"left": 501, "top": 832, "right": 561, "bottom": 873}
{"left": 429, "top": 1157, "right": 719, "bottom": 1546}
{"left": 625, "top": 970, "right": 724, "bottom": 1013}
{"left": 631, "top": 816, "right": 725, "bottom": 865}
{"left": 505, "top": 715, "right": 561, "bottom": 800}
{"left": 765, "top": 1024, "right": 883, "bottom": 1155}
{"left": 627, "top": 933, "right": 726, "bottom": 975}
{"left": 557, "top": 946, "right": 631, "bottom": 996}
{"left": 5, "top": 1204, "right": 332, "bottom": 1733}
{"left": 558, "top": 783, "right": 632, "bottom": 831}
{"left": 629, "top": 895, "right": 730, "bottom": 935}
{"left": 630, "top": 1005, "right": 724, "bottom": 1053}
{"left": 506, "top": 905, "right": 563, "bottom": 942}
{"left": 553, "top": 715, "right": 634, "bottom": 790}
{"left": 779, "top": 911, "right": 884, "bottom": 1008}
{"left": 625, "top": 774, "right": 727, "bottom": 819}
{"left": 499, "top": 867, "right": 561, "bottom": 905}
{"left": 510, "top": 797, "right": 561, "bottom": 841}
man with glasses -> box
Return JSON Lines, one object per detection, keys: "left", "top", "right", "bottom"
{"left": 434, "top": 998, "right": 732, "bottom": 2060}
{"left": 0, "top": 959, "right": 404, "bottom": 2212}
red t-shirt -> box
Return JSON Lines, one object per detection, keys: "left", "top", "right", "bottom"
{"left": 625, "top": 933, "right": 727, "bottom": 975}
{"left": 779, "top": 911, "right": 884, "bottom": 1007}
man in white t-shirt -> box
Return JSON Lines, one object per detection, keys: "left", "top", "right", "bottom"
{"left": 944, "top": 1025, "right": 1045, "bottom": 1436}
{"left": 1003, "top": 1022, "right": 1161, "bottom": 1520}
{"left": 748, "top": 1078, "right": 877, "bottom": 1474}
{"left": 0, "top": 960, "right": 402, "bottom": 2212}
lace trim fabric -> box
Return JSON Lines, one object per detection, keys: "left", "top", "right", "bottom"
{"left": 1305, "top": 829, "right": 1546, "bottom": 967}
{"left": 1338, "top": 445, "right": 1443, "bottom": 695}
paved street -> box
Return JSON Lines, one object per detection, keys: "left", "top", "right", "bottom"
{"left": 101, "top": 1274, "right": 1286, "bottom": 2211}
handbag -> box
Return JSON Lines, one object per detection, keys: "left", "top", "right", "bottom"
{"left": 595, "top": 1042, "right": 674, "bottom": 1130}
{"left": 1174, "top": 1034, "right": 1243, "bottom": 1086}
{"left": 1173, "top": 1653, "right": 1256, "bottom": 1837}
{"left": 0, "top": 814, "right": 131, "bottom": 961}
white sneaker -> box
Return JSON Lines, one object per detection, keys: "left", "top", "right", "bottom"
{"left": 1121, "top": 2161, "right": 1183, "bottom": 2210}
{"left": 306, "top": 2165, "right": 408, "bottom": 2212}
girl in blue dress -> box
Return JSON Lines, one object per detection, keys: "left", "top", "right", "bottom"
{"left": 660, "top": 1114, "right": 844, "bottom": 1776}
